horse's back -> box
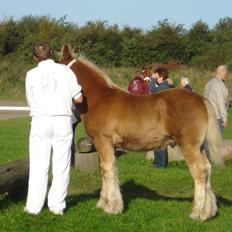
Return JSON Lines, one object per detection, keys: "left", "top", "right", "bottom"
{"left": 117, "top": 88, "right": 207, "bottom": 126}
{"left": 149, "top": 88, "right": 208, "bottom": 141}
{"left": 116, "top": 88, "right": 208, "bottom": 149}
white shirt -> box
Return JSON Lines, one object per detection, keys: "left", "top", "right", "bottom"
{"left": 204, "top": 77, "right": 229, "bottom": 121}
{"left": 26, "top": 59, "right": 82, "bottom": 117}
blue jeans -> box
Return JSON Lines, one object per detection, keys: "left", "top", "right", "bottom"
{"left": 154, "top": 148, "right": 168, "bottom": 168}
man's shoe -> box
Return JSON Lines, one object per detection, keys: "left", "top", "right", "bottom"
{"left": 24, "top": 207, "right": 40, "bottom": 215}
{"left": 51, "top": 209, "right": 64, "bottom": 215}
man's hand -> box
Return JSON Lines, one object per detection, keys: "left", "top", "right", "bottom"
{"left": 223, "top": 119, "right": 228, "bottom": 128}
{"left": 74, "top": 95, "right": 83, "bottom": 104}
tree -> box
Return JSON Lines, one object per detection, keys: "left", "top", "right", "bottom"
{"left": 74, "top": 20, "right": 123, "bottom": 66}
{"left": 1, "top": 19, "right": 21, "bottom": 55}
{"left": 186, "top": 20, "right": 212, "bottom": 63}
{"left": 147, "top": 19, "right": 187, "bottom": 63}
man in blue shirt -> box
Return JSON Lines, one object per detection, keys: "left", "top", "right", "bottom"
{"left": 149, "top": 68, "right": 171, "bottom": 168}
{"left": 149, "top": 68, "right": 170, "bottom": 92}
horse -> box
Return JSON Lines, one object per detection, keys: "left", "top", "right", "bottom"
{"left": 59, "top": 44, "right": 224, "bottom": 221}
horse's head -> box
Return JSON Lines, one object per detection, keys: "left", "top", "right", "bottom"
{"left": 59, "top": 44, "right": 89, "bottom": 114}
{"left": 59, "top": 44, "right": 76, "bottom": 65}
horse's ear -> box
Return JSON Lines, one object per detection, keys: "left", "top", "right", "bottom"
{"left": 61, "top": 44, "right": 72, "bottom": 60}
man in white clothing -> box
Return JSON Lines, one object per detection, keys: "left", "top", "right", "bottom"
{"left": 24, "top": 41, "right": 83, "bottom": 215}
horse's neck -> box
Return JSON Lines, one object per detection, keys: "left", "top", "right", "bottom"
{"left": 80, "top": 77, "right": 109, "bottom": 94}
{"left": 75, "top": 61, "right": 111, "bottom": 104}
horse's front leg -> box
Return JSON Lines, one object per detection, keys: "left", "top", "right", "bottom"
{"left": 94, "top": 137, "right": 123, "bottom": 214}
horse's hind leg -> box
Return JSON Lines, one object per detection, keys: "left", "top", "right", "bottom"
{"left": 94, "top": 137, "right": 123, "bottom": 214}
{"left": 181, "top": 144, "right": 217, "bottom": 221}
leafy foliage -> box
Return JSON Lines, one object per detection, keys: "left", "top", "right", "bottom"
{"left": 1, "top": 16, "right": 232, "bottom": 99}
{"left": 1, "top": 16, "right": 232, "bottom": 67}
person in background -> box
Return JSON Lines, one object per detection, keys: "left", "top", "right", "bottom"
{"left": 128, "top": 70, "right": 150, "bottom": 95}
{"left": 204, "top": 64, "right": 229, "bottom": 134}
{"left": 70, "top": 104, "right": 81, "bottom": 166}
{"left": 167, "top": 78, "right": 175, "bottom": 88}
{"left": 149, "top": 68, "right": 170, "bottom": 93}
{"left": 25, "top": 41, "right": 83, "bottom": 215}
{"left": 149, "top": 68, "right": 171, "bottom": 168}
{"left": 142, "top": 69, "right": 152, "bottom": 82}
{"left": 180, "top": 77, "right": 192, "bottom": 91}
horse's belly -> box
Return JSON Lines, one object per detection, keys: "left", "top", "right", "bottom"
{"left": 113, "top": 131, "right": 172, "bottom": 151}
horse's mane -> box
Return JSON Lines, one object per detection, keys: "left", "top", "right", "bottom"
{"left": 61, "top": 44, "right": 125, "bottom": 90}
{"left": 77, "top": 56, "right": 117, "bottom": 89}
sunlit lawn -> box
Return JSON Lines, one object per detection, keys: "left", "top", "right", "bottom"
{"left": 0, "top": 108, "right": 232, "bottom": 232}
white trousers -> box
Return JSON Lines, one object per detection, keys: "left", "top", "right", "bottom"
{"left": 26, "top": 116, "right": 73, "bottom": 213}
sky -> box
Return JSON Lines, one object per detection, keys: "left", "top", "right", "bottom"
{"left": 1, "top": 0, "right": 232, "bottom": 31}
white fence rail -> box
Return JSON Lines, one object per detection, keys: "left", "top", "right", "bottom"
{"left": 0, "top": 106, "right": 30, "bottom": 111}
{"left": 0, "top": 104, "right": 30, "bottom": 120}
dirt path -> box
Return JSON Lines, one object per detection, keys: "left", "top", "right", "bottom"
{"left": 0, "top": 101, "right": 29, "bottom": 120}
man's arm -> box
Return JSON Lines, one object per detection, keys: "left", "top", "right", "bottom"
{"left": 216, "top": 85, "right": 228, "bottom": 127}
{"left": 66, "top": 67, "right": 83, "bottom": 104}
{"left": 25, "top": 74, "right": 32, "bottom": 107}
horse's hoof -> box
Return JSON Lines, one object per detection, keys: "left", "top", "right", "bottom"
{"left": 199, "top": 205, "right": 217, "bottom": 221}
{"left": 189, "top": 209, "right": 200, "bottom": 220}
{"left": 199, "top": 194, "right": 217, "bottom": 220}
{"left": 102, "top": 202, "right": 123, "bottom": 214}
{"left": 96, "top": 199, "right": 107, "bottom": 209}
{"left": 190, "top": 208, "right": 215, "bottom": 221}
{"left": 104, "top": 207, "right": 120, "bottom": 214}
{"left": 209, "top": 206, "right": 217, "bottom": 218}
{"left": 208, "top": 198, "right": 217, "bottom": 218}
{"left": 103, "top": 206, "right": 122, "bottom": 214}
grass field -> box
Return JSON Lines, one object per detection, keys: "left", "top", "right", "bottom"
{"left": 0, "top": 109, "right": 232, "bottom": 231}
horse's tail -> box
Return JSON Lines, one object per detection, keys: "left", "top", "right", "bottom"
{"left": 204, "top": 99, "right": 224, "bottom": 167}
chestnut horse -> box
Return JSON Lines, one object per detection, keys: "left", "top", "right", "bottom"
{"left": 59, "top": 44, "right": 224, "bottom": 221}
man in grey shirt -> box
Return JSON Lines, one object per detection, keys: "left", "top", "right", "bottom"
{"left": 204, "top": 65, "right": 229, "bottom": 133}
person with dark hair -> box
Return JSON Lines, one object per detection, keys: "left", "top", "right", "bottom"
{"left": 149, "top": 68, "right": 170, "bottom": 92}
{"left": 24, "top": 41, "right": 83, "bottom": 215}
{"left": 149, "top": 68, "right": 171, "bottom": 168}
{"left": 70, "top": 104, "right": 81, "bottom": 166}
{"left": 32, "top": 41, "right": 53, "bottom": 60}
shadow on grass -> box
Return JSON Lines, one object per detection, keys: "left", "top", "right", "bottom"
{"left": 1, "top": 179, "right": 232, "bottom": 212}
{"left": 217, "top": 196, "right": 232, "bottom": 207}
{"left": 122, "top": 179, "right": 192, "bottom": 209}
{"left": 66, "top": 179, "right": 232, "bottom": 211}
{"left": 0, "top": 186, "right": 27, "bottom": 211}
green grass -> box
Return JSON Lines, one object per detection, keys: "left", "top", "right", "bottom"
{"left": 1, "top": 153, "right": 232, "bottom": 232}
{"left": 0, "top": 117, "right": 30, "bottom": 164}
{"left": 0, "top": 117, "right": 87, "bottom": 165}
{"left": 224, "top": 108, "right": 232, "bottom": 139}
{"left": 0, "top": 111, "right": 232, "bottom": 232}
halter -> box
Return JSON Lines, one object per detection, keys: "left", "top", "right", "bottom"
{"left": 67, "top": 59, "right": 76, "bottom": 68}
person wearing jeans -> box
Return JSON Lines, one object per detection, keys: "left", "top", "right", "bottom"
{"left": 149, "top": 68, "right": 171, "bottom": 168}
